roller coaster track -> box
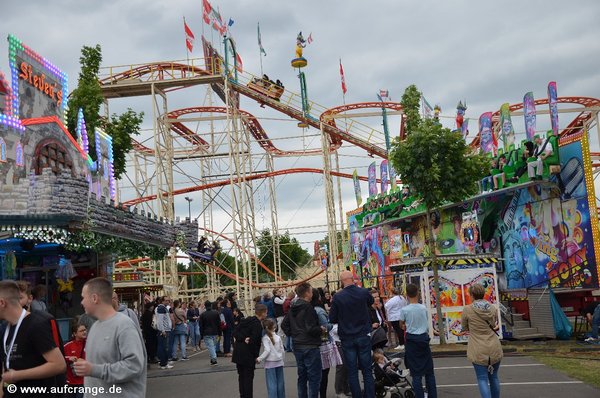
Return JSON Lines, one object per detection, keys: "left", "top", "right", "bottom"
{"left": 99, "top": 61, "right": 391, "bottom": 158}
{"left": 122, "top": 167, "right": 379, "bottom": 207}
{"left": 469, "top": 97, "right": 600, "bottom": 148}
{"left": 166, "top": 106, "right": 337, "bottom": 157}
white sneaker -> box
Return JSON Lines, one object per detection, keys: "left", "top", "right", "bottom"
{"left": 167, "top": 361, "right": 174, "bottom": 365}
{"left": 585, "top": 337, "right": 598, "bottom": 342}
{"left": 395, "top": 345, "right": 405, "bottom": 350}
{"left": 160, "top": 364, "right": 174, "bottom": 369}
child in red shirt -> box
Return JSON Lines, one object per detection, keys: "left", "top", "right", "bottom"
{"left": 63, "top": 322, "right": 87, "bottom": 397}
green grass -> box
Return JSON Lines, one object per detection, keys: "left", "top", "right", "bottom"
{"left": 532, "top": 353, "right": 600, "bottom": 389}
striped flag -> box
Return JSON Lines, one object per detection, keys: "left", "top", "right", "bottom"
{"left": 307, "top": 33, "right": 313, "bottom": 44}
{"left": 202, "top": 0, "right": 212, "bottom": 24}
{"left": 339, "top": 59, "right": 347, "bottom": 95}
{"left": 184, "top": 19, "right": 195, "bottom": 52}
{"left": 422, "top": 95, "right": 433, "bottom": 118}
{"left": 202, "top": 0, "right": 226, "bottom": 36}
{"left": 257, "top": 23, "right": 267, "bottom": 56}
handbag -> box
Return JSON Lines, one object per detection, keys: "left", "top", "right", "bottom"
{"left": 219, "top": 313, "right": 228, "bottom": 331}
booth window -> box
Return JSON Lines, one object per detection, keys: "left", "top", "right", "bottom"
{"left": 0, "top": 138, "right": 6, "bottom": 162}
{"left": 15, "top": 143, "right": 23, "bottom": 166}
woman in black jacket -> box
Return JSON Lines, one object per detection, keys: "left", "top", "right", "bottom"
{"left": 221, "top": 298, "right": 235, "bottom": 357}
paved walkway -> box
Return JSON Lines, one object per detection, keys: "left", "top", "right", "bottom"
{"left": 147, "top": 349, "right": 599, "bottom": 398}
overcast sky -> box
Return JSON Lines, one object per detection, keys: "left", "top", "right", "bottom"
{"left": 2, "top": 0, "right": 600, "bottom": 255}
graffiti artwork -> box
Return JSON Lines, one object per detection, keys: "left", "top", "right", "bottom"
{"left": 502, "top": 139, "right": 599, "bottom": 289}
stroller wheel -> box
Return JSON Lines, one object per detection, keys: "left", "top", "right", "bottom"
{"left": 402, "top": 390, "right": 416, "bottom": 398}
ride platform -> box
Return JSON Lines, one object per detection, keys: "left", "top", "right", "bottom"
{"left": 291, "top": 57, "right": 307, "bottom": 68}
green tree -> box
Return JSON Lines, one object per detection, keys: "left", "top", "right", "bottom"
{"left": 400, "top": 84, "right": 422, "bottom": 136}
{"left": 66, "top": 44, "right": 143, "bottom": 179}
{"left": 257, "top": 229, "right": 312, "bottom": 281}
{"left": 389, "top": 104, "right": 489, "bottom": 344}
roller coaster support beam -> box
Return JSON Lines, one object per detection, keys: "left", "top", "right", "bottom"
{"left": 321, "top": 122, "right": 338, "bottom": 291}
{"left": 267, "top": 153, "right": 282, "bottom": 283}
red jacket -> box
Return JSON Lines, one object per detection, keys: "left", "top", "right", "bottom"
{"left": 64, "top": 339, "right": 86, "bottom": 385}
{"left": 283, "top": 298, "right": 292, "bottom": 315}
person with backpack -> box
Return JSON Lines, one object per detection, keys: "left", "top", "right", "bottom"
{"left": 282, "top": 282, "right": 324, "bottom": 398}
{"left": 233, "top": 304, "right": 268, "bottom": 398}
{"left": 154, "top": 296, "right": 173, "bottom": 370}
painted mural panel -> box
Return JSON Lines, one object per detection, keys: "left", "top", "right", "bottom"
{"left": 425, "top": 267, "right": 500, "bottom": 344}
{"left": 501, "top": 139, "right": 598, "bottom": 289}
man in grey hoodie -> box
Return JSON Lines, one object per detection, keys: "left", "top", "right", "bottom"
{"left": 74, "top": 277, "right": 147, "bottom": 398}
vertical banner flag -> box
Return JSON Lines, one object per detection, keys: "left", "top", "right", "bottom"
{"left": 307, "top": 33, "right": 313, "bottom": 44}
{"left": 235, "top": 53, "right": 243, "bottom": 73}
{"left": 380, "top": 160, "right": 389, "bottom": 193}
{"left": 461, "top": 119, "right": 469, "bottom": 140}
{"left": 523, "top": 92, "right": 537, "bottom": 141}
{"left": 479, "top": 112, "right": 495, "bottom": 154}
{"left": 422, "top": 96, "right": 433, "bottom": 118}
{"left": 500, "top": 103, "right": 515, "bottom": 148}
{"left": 368, "top": 162, "right": 377, "bottom": 197}
{"left": 389, "top": 164, "right": 397, "bottom": 191}
{"left": 184, "top": 19, "right": 195, "bottom": 52}
{"left": 202, "top": 0, "right": 211, "bottom": 24}
{"left": 548, "top": 81, "right": 559, "bottom": 136}
{"left": 339, "top": 59, "right": 347, "bottom": 95}
{"left": 257, "top": 23, "right": 267, "bottom": 56}
{"left": 352, "top": 170, "right": 362, "bottom": 207}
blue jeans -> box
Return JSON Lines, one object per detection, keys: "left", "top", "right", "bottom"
{"left": 341, "top": 335, "right": 374, "bottom": 398}
{"left": 473, "top": 362, "right": 500, "bottom": 398}
{"left": 285, "top": 336, "right": 293, "bottom": 352}
{"left": 168, "top": 329, "right": 176, "bottom": 358}
{"left": 293, "top": 347, "right": 322, "bottom": 398}
{"left": 412, "top": 372, "right": 437, "bottom": 398}
{"left": 157, "top": 331, "right": 170, "bottom": 366}
{"left": 173, "top": 331, "right": 188, "bottom": 359}
{"left": 591, "top": 305, "right": 600, "bottom": 338}
{"left": 204, "top": 335, "right": 217, "bottom": 361}
{"left": 189, "top": 321, "right": 200, "bottom": 347}
{"left": 265, "top": 366, "right": 286, "bottom": 398}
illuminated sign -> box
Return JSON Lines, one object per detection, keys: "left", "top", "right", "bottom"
{"left": 18, "top": 61, "right": 63, "bottom": 107}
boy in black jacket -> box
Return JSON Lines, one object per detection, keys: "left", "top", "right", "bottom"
{"left": 232, "top": 303, "right": 267, "bottom": 398}
{"left": 282, "top": 282, "right": 324, "bottom": 398}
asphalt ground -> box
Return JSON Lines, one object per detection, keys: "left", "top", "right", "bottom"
{"left": 147, "top": 348, "right": 600, "bottom": 398}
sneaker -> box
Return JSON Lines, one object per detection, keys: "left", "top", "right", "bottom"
{"left": 167, "top": 360, "right": 174, "bottom": 365}
{"left": 180, "top": 357, "right": 189, "bottom": 361}
{"left": 585, "top": 337, "right": 598, "bottom": 342}
{"left": 395, "top": 345, "right": 405, "bottom": 350}
{"left": 160, "top": 364, "right": 174, "bottom": 370}
{"left": 210, "top": 360, "right": 218, "bottom": 366}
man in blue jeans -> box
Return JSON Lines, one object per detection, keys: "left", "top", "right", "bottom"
{"left": 155, "top": 297, "right": 173, "bottom": 369}
{"left": 329, "top": 270, "right": 375, "bottom": 398}
{"left": 282, "top": 282, "right": 323, "bottom": 398}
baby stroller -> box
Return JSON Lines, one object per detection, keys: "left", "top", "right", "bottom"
{"left": 373, "top": 352, "right": 414, "bottom": 398}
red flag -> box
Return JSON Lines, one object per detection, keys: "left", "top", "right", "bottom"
{"left": 235, "top": 53, "right": 243, "bottom": 73}
{"left": 184, "top": 20, "right": 195, "bottom": 52}
{"left": 202, "top": 0, "right": 212, "bottom": 24}
{"left": 339, "top": 60, "right": 347, "bottom": 95}
{"left": 307, "top": 33, "right": 313, "bottom": 44}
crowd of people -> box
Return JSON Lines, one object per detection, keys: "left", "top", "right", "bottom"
{"left": 0, "top": 274, "right": 505, "bottom": 398}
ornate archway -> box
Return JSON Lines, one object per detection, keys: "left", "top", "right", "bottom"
{"left": 34, "top": 139, "right": 74, "bottom": 176}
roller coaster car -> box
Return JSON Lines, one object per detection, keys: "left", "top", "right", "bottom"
{"left": 247, "top": 78, "right": 284, "bottom": 101}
